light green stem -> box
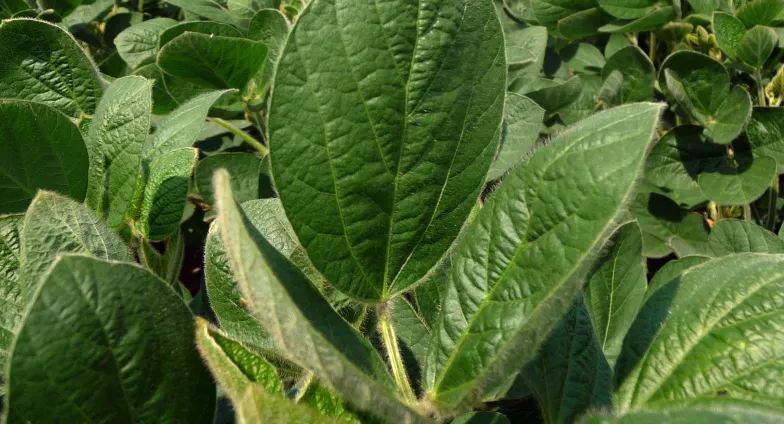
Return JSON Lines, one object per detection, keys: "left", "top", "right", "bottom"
{"left": 378, "top": 307, "right": 417, "bottom": 403}
{"left": 207, "top": 117, "right": 268, "bottom": 156}
{"left": 743, "top": 204, "right": 753, "bottom": 222}
{"left": 756, "top": 69, "right": 767, "bottom": 106}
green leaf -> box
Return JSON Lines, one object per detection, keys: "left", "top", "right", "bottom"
{"left": 644, "top": 125, "right": 723, "bottom": 206}
{"left": 158, "top": 33, "right": 268, "bottom": 90}
{"left": 523, "top": 293, "right": 613, "bottom": 424}
{"left": 269, "top": 0, "right": 506, "bottom": 301}
{"left": 631, "top": 191, "right": 711, "bottom": 257}
{"left": 158, "top": 21, "right": 243, "bottom": 47}
{"left": 645, "top": 255, "right": 711, "bottom": 300}
{"left": 236, "top": 384, "right": 343, "bottom": 424}
{"left": 524, "top": 76, "right": 584, "bottom": 113}
{"left": 562, "top": 43, "right": 606, "bottom": 74}
{"left": 139, "top": 228, "right": 184, "bottom": 284}
{"left": 488, "top": 93, "right": 545, "bottom": 181}
{"left": 598, "top": 0, "right": 656, "bottom": 19}
{"left": 614, "top": 253, "right": 784, "bottom": 411}
{"left": 85, "top": 76, "right": 153, "bottom": 229}
{"left": 713, "top": 12, "right": 746, "bottom": 58}
{"left": 746, "top": 107, "right": 784, "bottom": 173}
{"left": 602, "top": 46, "right": 655, "bottom": 103}
{"left": 531, "top": 0, "right": 597, "bottom": 29}
{"left": 0, "top": 213, "right": 23, "bottom": 394}
{"left": 736, "top": 25, "right": 778, "bottom": 69}
{"left": 0, "top": 0, "right": 27, "bottom": 18}
{"left": 503, "top": 25, "right": 548, "bottom": 66}
{"left": 0, "top": 100, "right": 89, "bottom": 214}
{"left": 5, "top": 255, "right": 215, "bottom": 423}
{"left": 212, "top": 170, "right": 429, "bottom": 424}
{"left": 706, "top": 219, "right": 784, "bottom": 256}
{"left": 137, "top": 148, "right": 197, "bottom": 241}
{"left": 659, "top": 51, "right": 729, "bottom": 120}
{"left": 195, "top": 319, "right": 282, "bottom": 400}
{"left": 424, "top": 103, "right": 662, "bottom": 412}
{"left": 703, "top": 85, "right": 752, "bottom": 144}
{"left": 205, "top": 198, "right": 325, "bottom": 353}
{"left": 689, "top": 0, "right": 721, "bottom": 14}
{"left": 247, "top": 9, "right": 290, "bottom": 94}
{"left": 581, "top": 400, "right": 784, "bottom": 423}
{"left": 195, "top": 153, "right": 262, "bottom": 207}
{"left": 560, "top": 74, "right": 603, "bottom": 125}
{"left": 452, "top": 412, "right": 511, "bottom": 424}
{"left": 736, "top": 0, "right": 784, "bottom": 27}
{"left": 145, "top": 90, "right": 232, "bottom": 161}
{"left": 698, "top": 152, "right": 777, "bottom": 205}
{"left": 115, "top": 18, "right": 178, "bottom": 69}
{"left": 390, "top": 295, "right": 431, "bottom": 391}
{"left": 599, "top": 6, "right": 677, "bottom": 33}
{"left": 18, "top": 191, "right": 132, "bottom": 304}
{"left": 163, "top": 0, "right": 236, "bottom": 25}
{"left": 598, "top": 70, "right": 624, "bottom": 108}
{"left": 297, "top": 377, "right": 372, "bottom": 423}
{"left": 0, "top": 18, "right": 103, "bottom": 118}
{"left": 605, "top": 33, "right": 632, "bottom": 58}
{"left": 558, "top": 8, "right": 613, "bottom": 40}
{"left": 585, "top": 222, "right": 647, "bottom": 365}
{"left": 37, "top": 0, "right": 81, "bottom": 18}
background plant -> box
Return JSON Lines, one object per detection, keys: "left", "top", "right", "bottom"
{"left": 1, "top": 0, "right": 784, "bottom": 423}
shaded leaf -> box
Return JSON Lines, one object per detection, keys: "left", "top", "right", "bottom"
{"left": 137, "top": 148, "right": 197, "bottom": 241}
{"left": 488, "top": 93, "right": 545, "bottom": 180}
{"left": 195, "top": 153, "right": 262, "bottom": 207}
{"left": 602, "top": 46, "right": 655, "bottom": 103}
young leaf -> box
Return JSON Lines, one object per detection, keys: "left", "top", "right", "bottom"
{"left": 0, "top": 214, "right": 23, "bottom": 393}
{"left": 745, "top": 107, "right": 784, "bottom": 173}
{"left": 139, "top": 228, "right": 184, "bottom": 284}
{"left": 296, "top": 376, "right": 374, "bottom": 423}
{"left": 390, "top": 296, "right": 431, "bottom": 391}
{"left": 212, "top": 170, "right": 429, "bottom": 424}
{"left": 247, "top": 9, "right": 290, "bottom": 94}
{"left": 0, "top": 100, "right": 89, "bottom": 214}
{"left": 157, "top": 33, "right": 268, "bottom": 90}
{"left": 614, "top": 253, "right": 784, "bottom": 411}
{"left": 736, "top": 25, "right": 778, "bottom": 69}
{"left": 144, "top": 90, "right": 234, "bottom": 161}
{"left": 713, "top": 12, "right": 746, "bottom": 58}
{"left": 602, "top": 46, "right": 655, "bottom": 103}
{"left": 236, "top": 384, "right": 343, "bottom": 424}
{"left": 115, "top": 18, "right": 178, "bottom": 69}
{"left": 424, "top": 103, "right": 662, "bottom": 412}
{"left": 5, "top": 255, "right": 215, "bottom": 423}
{"left": 18, "top": 191, "right": 132, "bottom": 304}
{"left": 522, "top": 294, "right": 613, "bottom": 424}
{"left": 137, "top": 148, "right": 197, "bottom": 241}
{"left": 585, "top": 222, "right": 647, "bottom": 365}
{"left": 488, "top": 93, "right": 545, "bottom": 181}
{"left": 85, "top": 76, "right": 153, "bottom": 229}
{"left": 269, "top": 0, "right": 506, "bottom": 301}
{"left": 0, "top": 18, "right": 103, "bottom": 118}
{"left": 706, "top": 219, "right": 784, "bottom": 256}
{"left": 195, "top": 153, "right": 262, "bottom": 207}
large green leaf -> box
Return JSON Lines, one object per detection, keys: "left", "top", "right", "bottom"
{"left": 158, "top": 33, "right": 268, "bottom": 90}
{"left": 645, "top": 255, "right": 711, "bottom": 300}
{"left": 0, "top": 213, "right": 23, "bottom": 394}
{"left": 582, "top": 400, "right": 784, "bottom": 423}
{"left": 522, "top": 76, "right": 584, "bottom": 113}
{"left": 530, "top": 0, "right": 597, "bottom": 29}
{"left": 598, "top": 0, "right": 656, "bottom": 19}
{"left": 0, "top": 18, "right": 103, "bottom": 118}
{"left": 4, "top": 255, "right": 215, "bottom": 423}
{"left": 745, "top": 107, "right": 784, "bottom": 173}
{"left": 115, "top": 18, "right": 178, "bottom": 69}
{"left": 137, "top": 148, "right": 197, "bottom": 241}
{"left": 522, "top": 293, "right": 613, "bottom": 424}
{"left": 18, "top": 191, "right": 132, "bottom": 304}
{"left": 488, "top": 93, "right": 545, "bottom": 181}
{"left": 602, "top": 46, "right": 655, "bottom": 103}
{"left": 0, "top": 100, "right": 89, "bottom": 214}
{"left": 614, "top": 253, "right": 784, "bottom": 411}
{"left": 584, "top": 222, "right": 646, "bottom": 365}
{"left": 702, "top": 85, "right": 752, "bottom": 145}
{"left": 599, "top": 6, "right": 677, "bottom": 33}
{"left": 212, "top": 170, "right": 429, "bottom": 424}
{"left": 269, "top": 0, "right": 506, "bottom": 301}
{"left": 713, "top": 12, "right": 746, "bottom": 58}
{"left": 706, "top": 219, "right": 784, "bottom": 256}
{"left": 84, "top": 76, "right": 153, "bottom": 229}
{"left": 659, "top": 51, "right": 729, "bottom": 120}
{"left": 698, "top": 151, "right": 777, "bottom": 205}
{"left": 558, "top": 7, "right": 613, "bottom": 40}
{"left": 423, "top": 103, "right": 662, "bottom": 412}
{"left": 736, "top": 0, "right": 784, "bottom": 27}
{"left": 144, "top": 90, "right": 231, "bottom": 161}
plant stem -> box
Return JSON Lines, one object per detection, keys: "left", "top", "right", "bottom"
{"left": 137, "top": 0, "right": 144, "bottom": 12}
{"left": 743, "top": 204, "right": 753, "bottom": 222}
{"left": 207, "top": 117, "right": 268, "bottom": 156}
{"left": 765, "top": 177, "right": 779, "bottom": 230}
{"left": 648, "top": 32, "right": 656, "bottom": 64}
{"left": 378, "top": 306, "right": 417, "bottom": 403}
{"left": 755, "top": 69, "right": 767, "bottom": 106}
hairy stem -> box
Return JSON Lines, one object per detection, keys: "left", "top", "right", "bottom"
{"left": 755, "top": 69, "right": 767, "bottom": 106}
{"left": 206, "top": 117, "right": 268, "bottom": 156}
{"left": 648, "top": 32, "right": 656, "bottom": 64}
{"left": 378, "top": 305, "right": 417, "bottom": 403}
